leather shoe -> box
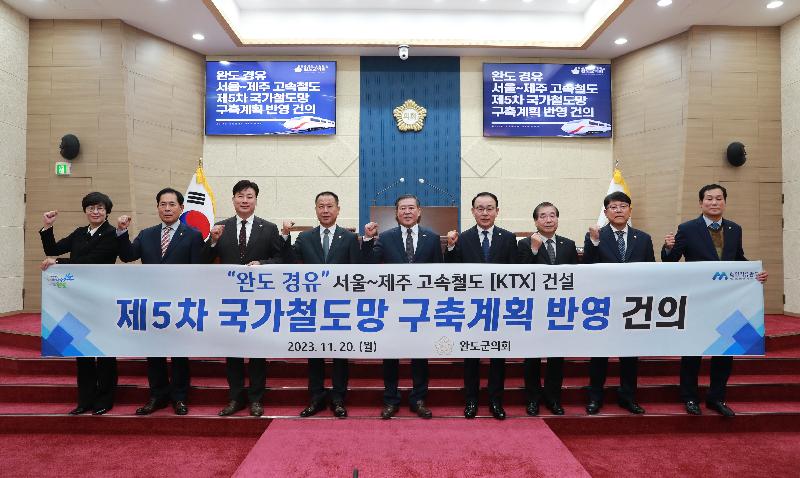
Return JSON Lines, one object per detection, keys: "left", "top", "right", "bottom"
{"left": 545, "top": 400, "right": 565, "bottom": 415}
{"left": 173, "top": 401, "right": 188, "bottom": 416}
{"left": 68, "top": 406, "right": 90, "bottom": 415}
{"left": 331, "top": 401, "right": 347, "bottom": 418}
{"left": 685, "top": 400, "right": 701, "bottom": 415}
{"left": 489, "top": 402, "right": 506, "bottom": 420}
{"left": 218, "top": 400, "right": 245, "bottom": 417}
{"left": 618, "top": 400, "right": 645, "bottom": 414}
{"left": 380, "top": 403, "right": 399, "bottom": 419}
{"left": 250, "top": 402, "right": 264, "bottom": 417}
{"left": 464, "top": 401, "right": 478, "bottom": 419}
{"left": 92, "top": 406, "right": 111, "bottom": 415}
{"left": 300, "top": 401, "right": 326, "bottom": 418}
{"left": 526, "top": 401, "right": 540, "bottom": 416}
{"left": 586, "top": 400, "right": 602, "bottom": 415}
{"left": 136, "top": 398, "right": 169, "bottom": 416}
{"left": 410, "top": 400, "right": 433, "bottom": 419}
{"left": 706, "top": 400, "right": 735, "bottom": 417}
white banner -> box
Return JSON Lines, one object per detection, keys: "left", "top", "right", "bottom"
{"left": 41, "top": 262, "right": 765, "bottom": 358}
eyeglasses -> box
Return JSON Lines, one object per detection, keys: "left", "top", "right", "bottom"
{"left": 85, "top": 206, "right": 106, "bottom": 213}
{"left": 606, "top": 204, "right": 630, "bottom": 212}
{"left": 474, "top": 207, "right": 497, "bottom": 213}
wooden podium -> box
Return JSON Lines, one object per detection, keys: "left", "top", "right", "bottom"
{"left": 369, "top": 206, "right": 458, "bottom": 236}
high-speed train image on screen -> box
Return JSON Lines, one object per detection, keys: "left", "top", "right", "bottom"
{"left": 282, "top": 116, "right": 336, "bottom": 133}
{"left": 560, "top": 119, "right": 611, "bottom": 135}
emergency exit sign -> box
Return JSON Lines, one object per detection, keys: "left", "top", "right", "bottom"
{"left": 55, "top": 162, "right": 71, "bottom": 175}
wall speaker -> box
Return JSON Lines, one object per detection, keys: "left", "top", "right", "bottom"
{"left": 59, "top": 134, "right": 80, "bottom": 160}
{"left": 726, "top": 141, "right": 746, "bottom": 167}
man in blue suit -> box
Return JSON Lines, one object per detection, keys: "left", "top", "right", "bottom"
{"left": 116, "top": 187, "right": 204, "bottom": 416}
{"left": 445, "top": 192, "right": 517, "bottom": 420}
{"left": 583, "top": 191, "right": 654, "bottom": 415}
{"left": 362, "top": 194, "right": 443, "bottom": 419}
{"left": 662, "top": 184, "right": 768, "bottom": 417}
{"left": 282, "top": 191, "right": 360, "bottom": 418}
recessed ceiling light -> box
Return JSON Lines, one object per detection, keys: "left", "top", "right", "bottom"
{"left": 219, "top": 60, "right": 230, "bottom": 65}
{"left": 192, "top": 33, "right": 205, "bottom": 40}
{"left": 657, "top": 0, "right": 672, "bottom": 6}
{"left": 766, "top": 1, "right": 784, "bottom": 8}
{"left": 614, "top": 37, "right": 628, "bottom": 45}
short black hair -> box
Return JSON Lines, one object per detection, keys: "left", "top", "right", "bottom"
{"left": 394, "top": 194, "right": 420, "bottom": 209}
{"left": 315, "top": 191, "right": 339, "bottom": 205}
{"left": 156, "top": 187, "right": 184, "bottom": 205}
{"left": 604, "top": 191, "right": 631, "bottom": 208}
{"left": 533, "top": 201, "right": 559, "bottom": 218}
{"left": 471, "top": 192, "right": 498, "bottom": 208}
{"left": 232, "top": 180, "right": 259, "bottom": 197}
{"left": 699, "top": 184, "right": 727, "bottom": 201}
{"left": 82, "top": 192, "right": 112, "bottom": 213}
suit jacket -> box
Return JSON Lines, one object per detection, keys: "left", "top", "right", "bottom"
{"left": 118, "top": 222, "right": 203, "bottom": 265}
{"left": 202, "top": 215, "right": 289, "bottom": 265}
{"left": 289, "top": 225, "right": 360, "bottom": 265}
{"left": 583, "top": 225, "right": 655, "bottom": 264}
{"left": 661, "top": 215, "right": 746, "bottom": 263}
{"left": 362, "top": 225, "right": 443, "bottom": 264}
{"left": 444, "top": 225, "right": 518, "bottom": 264}
{"left": 518, "top": 234, "right": 579, "bottom": 265}
{"left": 40, "top": 221, "right": 118, "bottom": 264}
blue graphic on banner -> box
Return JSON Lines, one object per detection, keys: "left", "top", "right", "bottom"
{"left": 483, "top": 63, "right": 612, "bottom": 137}
{"left": 205, "top": 61, "right": 336, "bottom": 135}
{"left": 42, "top": 311, "right": 104, "bottom": 357}
{"left": 704, "top": 309, "right": 765, "bottom": 355}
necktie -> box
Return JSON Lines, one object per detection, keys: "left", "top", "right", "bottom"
{"left": 239, "top": 220, "right": 247, "bottom": 261}
{"left": 161, "top": 226, "right": 172, "bottom": 258}
{"left": 615, "top": 230, "right": 625, "bottom": 260}
{"left": 481, "top": 230, "right": 490, "bottom": 262}
{"left": 546, "top": 238, "right": 556, "bottom": 264}
{"left": 405, "top": 228, "right": 415, "bottom": 263}
{"left": 322, "top": 228, "right": 330, "bottom": 261}
{"left": 708, "top": 222, "right": 723, "bottom": 258}
{"left": 709, "top": 222, "right": 721, "bottom": 231}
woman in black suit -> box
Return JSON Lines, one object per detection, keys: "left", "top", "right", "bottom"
{"left": 40, "top": 192, "right": 119, "bottom": 415}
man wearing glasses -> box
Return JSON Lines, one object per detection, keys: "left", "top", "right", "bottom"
{"left": 583, "top": 191, "right": 655, "bottom": 415}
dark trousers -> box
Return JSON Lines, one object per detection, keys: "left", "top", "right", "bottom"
{"left": 147, "top": 357, "right": 190, "bottom": 402}
{"left": 76, "top": 357, "right": 117, "bottom": 409}
{"left": 524, "top": 357, "right": 565, "bottom": 403}
{"left": 383, "top": 359, "right": 428, "bottom": 406}
{"left": 588, "top": 357, "right": 638, "bottom": 403}
{"left": 464, "top": 358, "right": 505, "bottom": 405}
{"left": 226, "top": 357, "right": 266, "bottom": 403}
{"left": 679, "top": 355, "right": 733, "bottom": 403}
{"left": 308, "top": 358, "right": 349, "bottom": 404}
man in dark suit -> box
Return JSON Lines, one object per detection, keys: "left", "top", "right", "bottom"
{"left": 204, "top": 179, "right": 290, "bottom": 417}
{"left": 662, "top": 183, "right": 768, "bottom": 417}
{"left": 282, "top": 191, "right": 360, "bottom": 418}
{"left": 116, "top": 188, "right": 203, "bottom": 416}
{"left": 583, "top": 191, "right": 654, "bottom": 415}
{"left": 362, "top": 194, "right": 443, "bottom": 419}
{"left": 445, "top": 192, "right": 516, "bottom": 420}
{"left": 518, "top": 201, "right": 578, "bottom": 417}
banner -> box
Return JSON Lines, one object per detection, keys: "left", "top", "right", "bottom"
{"left": 41, "top": 262, "right": 764, "bottom": 358}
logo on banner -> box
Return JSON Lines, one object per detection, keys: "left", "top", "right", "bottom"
{"left": 571, "top": 65, "right": 607, "bottom": 75}
{"left": 293, "top": 64, "right": 329, "bottom": 73}
{"left": 712, "top": 271, "right": 757, "bottom": 281}
{"left": 47, "top": 273, "right": 75, "bottom": 288}
{"left": 434, "top": 336, "right": 454, "bottom": 355}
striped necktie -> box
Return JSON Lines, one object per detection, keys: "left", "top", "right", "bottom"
{"left": 161, "top": 225, "right": 172, "bottom": 257}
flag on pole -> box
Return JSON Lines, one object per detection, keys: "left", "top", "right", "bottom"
{"left": 180, "top": 163, "right": 216, "bottom": 240}
{"left": 597, "top": 168, "right": 632, "bottom": 227}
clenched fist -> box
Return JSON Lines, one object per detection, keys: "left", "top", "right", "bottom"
{"left": 43, "top": 210, "right": 58, "bottom": 227}
{"left": 588, "top": 225, "right": 600, "bottom": 243}
{"left": 530, "top": 232, "right": 543, "bottom": 252}
{"left": 446, "top": 230, "right": 459, "bottom": 247}
{"left": 664, "top": 232, "right": 675, "bottom": 249}
{"left": 281, "top": 220, "right": 295, "bottom": 236}
{"left": 364, "top": 222, "right": 379, "bottom": 239}
{"left": 210, "top": 224, "right": 225, "bottom": 242}
{"left": 117, "top": 215, "right": 132, "bottom": 231}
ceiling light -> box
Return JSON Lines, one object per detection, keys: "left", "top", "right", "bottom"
{"left": 657, "top": 0, "right": 672, "bottom": 6}
{"left": 220, "top": 60, "right": 230, "bottom": 65}
{"left": 192, "top": 33, "right": 205, "bottom": 40}
{"left": 614, "top": 37, "right": 628, "bottom": 45}
{"left": 766, "top": 1, "right": 783, "bottom": 8}
{"left": 523, "top": 0, "right": 534, "bottom": 3}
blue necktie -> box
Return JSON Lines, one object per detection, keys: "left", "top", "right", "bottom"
{"left": 615, "top": 230, "right": 625, "bottom": 260}
{"left": 709, "top": 222, "right": 721, "bottom": 231}
{"left": 322, "top": 228, "right": 330, "bottom": 261}
{"left": 481, "top": 230, "right": 490, "bottom": 262}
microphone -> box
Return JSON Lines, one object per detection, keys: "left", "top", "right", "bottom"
{"left": 417, "top": 177, "right": 458, "bottom": 206}
{"left": 371, "top": 177, "right": 406, "bottom": 205}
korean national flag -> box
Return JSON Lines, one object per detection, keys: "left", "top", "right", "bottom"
{"left": 180, "top": 166, "right": 216, "bottom": 240}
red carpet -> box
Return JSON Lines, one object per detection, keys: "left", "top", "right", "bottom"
{"left": 233, "top": 418, "right": 590, "bottom": 478}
